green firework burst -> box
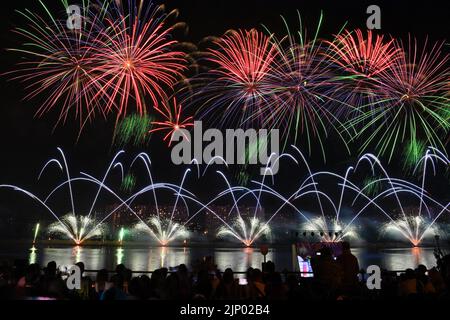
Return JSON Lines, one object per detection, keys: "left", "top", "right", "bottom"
{"left": 113, "top": 114, "right": 153, "bottom": 147}
{"left": 403, "top": 139, "right": 426, "bottom": 172}
{"left": 363, "top": 176, "right": 383, "bottom": 197}
{"left": 121, "top": 173, "right": 136, "bottom": 193}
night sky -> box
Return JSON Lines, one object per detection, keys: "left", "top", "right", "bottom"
{"left": 0, "top": 0, "right": 448, "bottom": 221}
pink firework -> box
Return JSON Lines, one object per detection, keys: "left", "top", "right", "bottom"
{"left": 89, "top": 7, "right": 187, "bottom": 120}
{"left": 196, "top": 29, "right": 278, "bottom": 127}
{"left": 150, "top": 98, "right": 193, "bottom": 146}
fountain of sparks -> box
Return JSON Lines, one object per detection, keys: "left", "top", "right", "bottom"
{"left": 302, "top": 217, "right": 358, "bottom": 242}
{"left": 382, "top": 216, "right": 439, "bottom": 247}
{"left": 0, "top": 148, "right": 129, "bottom": 245}
{"left": 123, "top": 153, "right": 204, "bottom": 246}
{"left": 203, "top": 148, "right": 368, "bottom": 246}
{"left": 0, "top": 148, "right": 204, "bottom": 246}
{"left": 0, "top": 147, "right": 448, "bottom": 248}
{"left": 134, "top": 216, "right": 189, "bottom": 246}
{"left": 294, "top": 147, "right": 449, "bottom": 246}
{"left": 217, "top": 217, "right": 271, "bottom": 247}
{"left": 47, "top": 213, "right": 105, "bottom": 244}
{"left": 371, "top": 148, "right": 450, "bottom": 246}
{"left": 205, "top": 146, "right": 449, "bottom": 247}
{"left": 118, "top": 227, "right": 126, "bottom": 244}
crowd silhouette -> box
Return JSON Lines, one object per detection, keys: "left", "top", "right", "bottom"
{"left": 1, "top": 242, "right": 450, "bottom": 300}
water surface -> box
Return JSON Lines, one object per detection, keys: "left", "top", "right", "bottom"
{"left": 0, "top": 244, "right": 442, "bottom": 273}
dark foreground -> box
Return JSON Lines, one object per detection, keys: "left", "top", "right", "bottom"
{"left": 2, "top": 248, "right": 450, "bottom": 302}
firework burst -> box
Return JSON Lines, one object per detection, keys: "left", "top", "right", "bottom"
{"left": 262, "top": 12, "right": 350, "bottom": 157}
{"left": 8, "top": 1, "right": 110, "bottom": 129}
{"left": 348, "top": 38, "right": 450, "bottom": 161}
{"left": 89, "top": 1, "right": 187, "bottom": 119}
{"left": 194, "top": 29, "right": 278, "bottom": 127}
{"left": 149, "top": 97, "right": 193, "bottom": 146}
{"left": 327, "top": 29, "right": 400, "bottom": 78}
{"left": 121, "top": 173, "right": 136, "bottom": 193}
{"left": 9, "top": 0, "right": 187, "bottom": 131}
{"left": 325, "top": 29, "right": 402, "bottom": 119}
{"left": 113, "top": 113, "right": 153, "bottom": 147}
{"left": 403, "top": 139, "right": 427, "bottom": 172}
{"left": 362, "top": 176, "right": 383, "bottom": 197}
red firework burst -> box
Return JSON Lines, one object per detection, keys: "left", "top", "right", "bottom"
{"left": 9, "top": 1, "right": 187, "bottom": 132}
{"left": 326, "top": 29, "right": 401, "bottom": 78}
{"left": 89, "top": 8, "right": 187, "bottom": 120}
{"left": 150, "top": 98, "right": 193, "bottom": 146}
{"left": 196, "top": 29, "right": 278, "bottom": 127}
{"left": 324, "top": 29, "right": 402, "bottom": 118}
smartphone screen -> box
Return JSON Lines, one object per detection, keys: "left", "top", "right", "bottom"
{"left": 239, "top": 278, "right": 248, "bottom": 286}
